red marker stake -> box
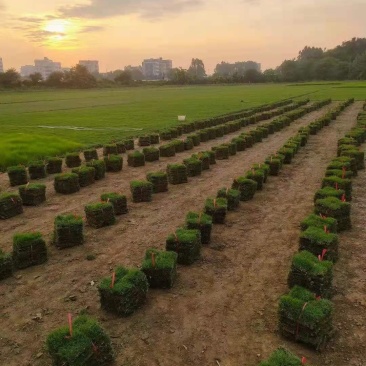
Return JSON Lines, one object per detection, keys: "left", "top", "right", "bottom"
{"left": 151, "top": 252, "right": 156, "bottom": 268}
{"left": 301, "top": 356, "right": 307, "bottom": 364}
{"left": 68, "top": 313, "right": 73, "bottom": 337}
{"left": 110, "top": 272, "right": 116, "bottom": 288}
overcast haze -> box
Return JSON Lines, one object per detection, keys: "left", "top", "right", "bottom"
{"left": 0, "top": 0, "right": 365, "bottom": 73}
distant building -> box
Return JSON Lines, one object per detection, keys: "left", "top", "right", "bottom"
{"left": 142, "top": 57, "right": 172, "bottom": 80}
{"left": 79, "top": 60, "right": 99, "bottom": 74}
{"left": 0, "top": 58, "right": 3, "bottom": 73}
{"left": 34, "top": 57, "right": 62, "bottom": 80}
{"left": 20, "top": 65, "right": 36, "bottom": 78}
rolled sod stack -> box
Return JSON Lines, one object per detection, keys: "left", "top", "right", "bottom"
{"left": 72, "top": 166, "right": 96, "bottom": 187}
{"left": 167, "top": 164, "right": 188, "bottom": 185}
{"left": 143, "top": 147, "right": 160, "bottom": 162}
{"left": 46, "top": 157, "right": 63, "bottom": 174}
{"left": 28, "top": 161, "right": 46, "bottom": 180}
{"left": 101, "top": 193, "right": 128, "bottom": 215}
{"left": 166, "top": 229, "right": 201, "bottom": 265}
{"left": 19, "top": 183, "right": 46, "bottom": 206}
{"left": 0, "top": 193, "right": 23, "bottom": 220}
{"left": 204, "top": 197, "right": 228, "bottom": 224}
{"left": 232, "top": 177, "right": 258, "bottom": 201}
{"left": 46, "top": 315, "right": 115, "bottom": 366}
{"left": 123, "top": 139, "right": 134, "bottom": 150}
{"left": 54, "top": 214, "right": 84, "bottom": 249}
{"left": 0, "top": 249, "right": 13, "bottom": 280}
{"left": 103, "top": 144, "right": 118, "bottom": 156}
{"left": 300, "top": 214, "right": 338, "bottom": 234}
{"left": 314, "top": 197, "right": 351, "bottom": 232}
{"left": 65, "top": 153, "right": 82, "bottom": 168}
{"left": 278, "top": 286, "right": 333, "bottom": 350}
{"left": 98, "top": 267, "right": 149, "bottom": 316}
{"left": 258, "top": 347, "right": 310, "bottom": 366}
{"left": 246, "top": 169, "right": 265, "bottom": 190}
{"left": 54, "top": 173, "right": 80, "bottom": 194}
{"left": 183, "top": 157, "right": 202, "bottom": 177}
{"left": 116, "top": 142, "right": 126, "bottom": 154}
{"left": 7, "top": 166, "right": 28, "bottom": 186}
{"left": 85, "top": 202, "right": 116, "bottom": 228}
{"left": 130, "top": 181, "right": 153, "bottom": 203}
{"left": 83, "top": 148, "right": 98, "bottom": 162}
{"left": 86, "top": 160, "right": 106, "bottom": 180}
{"left": 288, "top": 250, "right": 333, "bottom": 298}
{"left": 12, "top": 232, "right": 47, "bottom": 269}
{"left": 127, "top": 151, "right": 145, "bottom": 167}
{"left": 141, "top": 249, "right": 178, "bottom": 288}
{"left": 185, "top": 211, "right": 213, "bottom": 245}
{"left": 217, "top": 188, "right": 240, "bottom": 211}
{"left": 147, "top": 172, "right": 168, "bottom": 193}
{"left": 104, "top": 155, "right": 123, "bottom": 172}
{"left": 193, "top": 152, "right": 210, "bottom": 170}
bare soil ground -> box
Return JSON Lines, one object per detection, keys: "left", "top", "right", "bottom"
{"left": 0, "top": 102, "right": 364, "bottom": 366}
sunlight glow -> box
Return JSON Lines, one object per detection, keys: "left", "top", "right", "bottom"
{"left": 44, "top": 19, "right": 69, "bottom": 34}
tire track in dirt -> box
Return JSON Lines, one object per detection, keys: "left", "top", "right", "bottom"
{"left": 0, "top": 102, "right": 350, "bottom": 366}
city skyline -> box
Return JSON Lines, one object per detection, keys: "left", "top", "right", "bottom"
{"left": 0, "top": 0, "right": 365, "bottom": 73}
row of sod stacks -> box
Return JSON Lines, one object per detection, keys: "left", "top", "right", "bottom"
{"left": 204, "top": 198, "right": 228, "bottom": 224}
{"left": 72, "top": 167, "right": 96, "bottom": 187}
{"left": 0, "top": 193, "right": 23, "bottom": 219}
{"left": 0, "top": 249, "right": 13, "bottom": 280}
{"left": 258, "top": 347, "right": 309, "bottom": 366}
{"left": 47, "top": 315, "right": 114, "bottom": 366}
{"left": 185, "top": 212, "right": 213, "bottom": 244}
{"left": 19, "top": 184, "right": 46, "bottom": 206}
{"left": 86, "top": 160, "right": 106, "bottom": 180}
{"left": 167, "top": 164, "right": 188, "bottom": 184}
{"left": 54, "top": 173, "right": 80, "bottom": 194}
{"left": 279, "top": 286, "right": 334, "bottom": 350}
{"left": 147, "top": 172, "right": 168, "bottom": 193}
{"left": 47, "top": 158, "right": 63, "bottom": 174}
{"left": 54, "top": 215, "right": 84, "bottom": 249}
{"left": 278, "top": 98, "right": 355, "bottom": 350}
{"left": 66, "top": 153, "right": 82, "bottom": 168}
{"left": 138, "top": 133, "right": 160, "bottom": 146}
{"left": 130, "top": 181, "right": 153, "bottom": 202}
{"left": 101, "top": 193, "right": 128, "bottom": 215}
{"left": 99, "top": 267, "right": 149, "bottom": 316}
{"left": 85, "top": 202, "right": 116, "bottom": 228}
{"left": 141, "top": 249, "right": 178, "bottom": 288}
{"left": 288, "top": 251, "right": 333, "bottom": 298}
{"left": 28, "top": 161, "right": 46, "bottom": 180}
{"left": 84, "top": 149, "right": 98, "bottom": 162}
{"left": 128, "top": 151, "right": 145, "bottom": 167}
{"left": 217, "top": 188, "right": 240, "bottom": 210}
{"left": 166, "top": 229, "right": 201, "bottom": 265}
{"left": 13, "top": 232, "right": 48, "bottom": 269}
{"left": 104, "top": 155, "right": 123, "bottom": 172}
{"left": 143, "top": 147, "right": 160, "bottom": 162}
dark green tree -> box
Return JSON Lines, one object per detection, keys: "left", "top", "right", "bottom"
{"left": 29, "top": 72, "right": 43, "bottom": 85}
{"left": 64, "top": 65, "right": 97, "bottom": 88}
{"left": 0, "top": 68, "right": 21, "bottom": 87}
{"left": 187, "top": 58, "right": 206, "bottom": 79}
{"left": 114, "top": 70, "right": 133, "bottom": 85}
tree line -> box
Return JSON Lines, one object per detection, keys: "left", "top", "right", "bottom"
{"left": 1, "top": 37, "right": 366, "bottom": 89}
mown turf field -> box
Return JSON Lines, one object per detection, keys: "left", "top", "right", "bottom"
{"left": 0, "top": 82, "right": 365, "bottom": 169}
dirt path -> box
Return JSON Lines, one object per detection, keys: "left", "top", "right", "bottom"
{"left": 0, "top": 102, "right": 360, "bottom": 366}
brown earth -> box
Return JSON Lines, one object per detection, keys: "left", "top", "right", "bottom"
{"left": 0, "top": 102, "right": 365, "bottom": 366}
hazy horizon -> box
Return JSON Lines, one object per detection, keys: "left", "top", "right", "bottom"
{"left": 1, "top": 0, "right": 365, "bottom": 73}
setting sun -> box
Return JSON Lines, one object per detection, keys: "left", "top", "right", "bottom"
{"left": 44, "top": 19, "right": 69, "bottom": 34}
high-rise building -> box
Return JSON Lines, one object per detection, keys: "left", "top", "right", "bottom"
{"left": 20, "top": 65, "right": 36, "bottom": 77}
{"left": 34, "top": 57, "right": 62, "bottom": 79}
{"left": 79, "top": 60, "right": 99, "bottom": 74}
{"left": 0, "top": 58, "right": 4, "bottom": 73}
{"left": 142, "top": 57, "right": 172, "bottom": 80}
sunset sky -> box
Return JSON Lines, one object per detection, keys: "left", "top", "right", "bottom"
{"left": 0, "top": 0, "right": 365, "bottom": 74}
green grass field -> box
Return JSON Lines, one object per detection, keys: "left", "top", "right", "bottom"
{"left": 0, "top": 82, "right": 365, "bottom": 170}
